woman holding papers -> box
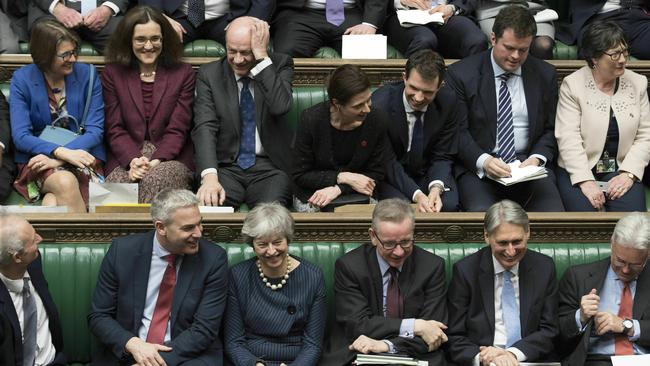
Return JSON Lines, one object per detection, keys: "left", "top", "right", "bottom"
{"left": 555, "top": 21, "right": 650, "bottom": 211}
{"left": 225, "top": 203, "right": 327, "bottom": 366}
{"left": 292, "top": 65, "right": 390, "bottom": 212}
{"left": 102, "top": 6, "right": 195, "bottom": 203}
{"left": 10, "top": 20, "right": 105, "bottom": 213}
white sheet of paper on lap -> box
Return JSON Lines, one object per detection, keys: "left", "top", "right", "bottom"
{"left": 199, "top": 206, "right": 235, "bottom": 213}
{"left": 488, "top": 160, "right": 548, "bottom": 186}
{"left": 396, "top": 10, "right": 444, "bottom": 28}
{"left": 341, "top": 35, "right": 387, "bottom": 59}
{"left": 611, "top": 354, "right": 650, "bottom": 366}
{"left": 81, "top": 0, "right": 97, "bottom": 15}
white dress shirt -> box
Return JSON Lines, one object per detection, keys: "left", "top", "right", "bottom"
{"left": 0, "top": 272, "right": 56, "bottom": 366}
{"left": 48, "top": 0, "right": 120, "bottom": 16}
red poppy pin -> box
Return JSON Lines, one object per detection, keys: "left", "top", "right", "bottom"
{"left": 361, "top": 140, "right": 368, "bottom": 148}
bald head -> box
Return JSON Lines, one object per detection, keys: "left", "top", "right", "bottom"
{"left": 225, "top": 16, "right": 269, "bottom": 76}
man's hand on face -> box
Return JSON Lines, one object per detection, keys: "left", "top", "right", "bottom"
{"left": 250, "top": 19, "right": 270, "bottom": 60}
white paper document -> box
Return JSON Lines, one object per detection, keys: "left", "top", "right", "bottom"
{"left": 354, "top": 354, "right": 427, "bottom": 365}
{"left": 199, "top": 206, "right": 235, "bottom": 213}
{"left": 396, "top": 9, "right": 445, "bottom": 28}
{"left": 488, "top": 160, "right": 548, "bottom": 186}
{"left": 341, "top": 35, "right": 387, "bottom": 59}
{"left": 611, "top": 354, "right": 650, "bottom": 366}
{"left": 534, "top": 9, "right": 559, "bottom": 23}
{"left": 89, "top": 182, "right": 139, "bottom": 207}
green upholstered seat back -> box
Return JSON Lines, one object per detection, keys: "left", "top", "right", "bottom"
{"left": 287, "top": 87, "right": 328, "bottom": 131}
{"left": 39, "top": 242, "right": 611, "bottom": 364}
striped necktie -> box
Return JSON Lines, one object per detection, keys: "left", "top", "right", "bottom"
{"left": 496, "top": 73, "right": 516, "bottom": 163}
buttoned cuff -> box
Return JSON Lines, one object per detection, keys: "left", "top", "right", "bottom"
{"left": 476, "top": 153, "right": 491, "bottom": 178}
{"left": 506, "top": 347, "right": 526, "bottom": 362}
{"left": 200, "top": 168, "right": 218, "bottom": 178}
{"left": 529, "top": 154, "right": 547, "bottom": 166}
{"left": 250, "top": 57, "right": 272, "bottom": 76}
{"left": 382, "top": 339, "right": 397, "bottom": 354}
{"left": 399, "top": 318, "right": 415, "bottom": 338}
{"left": 428, "top": 180, "right": 446, "bottom": 192}
{"left": 102, "top": 2, "right": 120, "bottom": 16}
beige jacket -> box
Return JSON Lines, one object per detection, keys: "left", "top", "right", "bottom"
{"left": 555, "top": 66, "right": 650, "bottom": 185}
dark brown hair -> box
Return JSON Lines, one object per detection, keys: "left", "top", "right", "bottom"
{"left": 581, "top": 21, "right": 628, "bottom": 68}
{"left": 492, "top": 5, "right": 536, "bottom": 40}
{"left": 105, "top": 5, "right": 183, "bottom": 68}
{"left": 30, "top": 19, "right": 80, "bottom": 73}
{"left": 405, "top": 49, "right": 446, "bottom": 85}
{"left": 327, "top": 64, "right": 370, "bottom": 105}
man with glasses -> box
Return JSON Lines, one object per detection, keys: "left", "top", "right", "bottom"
{"left": 322, "top": 198, "right": 448, "bottom": 365}
{"left": 558, "top": 212, "right": 650, "bottom": 365}
{"left": 446, "top": 199, "right": 559, "bottom": 366}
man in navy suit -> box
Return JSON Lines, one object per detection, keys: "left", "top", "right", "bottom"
{"left": 558, "top": 212, "right": 650, "bottom": 366}
{"left": 446, "top": 5, "right": 564, "bottom": 212}
{"left": 372, "top": 49, "right": 459, "bottom": 213}
{"left": 0, "top": 214, "right": 66, "bottom": 366}
{"left": 446, "top": 200, "right": 559, "bottom": 366}
{"left": 88, "top": 189, "right": 228, "bottom": 366}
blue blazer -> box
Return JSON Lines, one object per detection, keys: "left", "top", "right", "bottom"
{"left": 0, "top": 255, "right": 66, "bottom": 366}
{"left": 9, "top": 62, "right": 106, "bottom": 164}
{"left": 87, "top": 231, "right": 229, "bottom": 365}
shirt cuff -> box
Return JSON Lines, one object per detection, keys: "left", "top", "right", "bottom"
{"left": 0, "top": 141, "right": 5, "bottom": 150}
{"left": 394, "top": 0, "right": 407, "bottom": 10}
{"left": 473, "top": 353, "right": 481, "bottom": 366}
{"left": 412, "top": 189, "right": 424, "bottom": 203}
{"left": 529, "top": 154, "right": 547, "bottom": 166}
{"left": 200, "top": 168, "right": 218, "bottom": 178}
{"left": 506, "top": 347, "right": 526, "bottom": 362}
{"left": 631, "top": 319, "right": 641, "bottom": 341}
{"left": 102, "top": 2, "right": 120, "bottom": 16}
{"left": 476, "top": 153, "right": 491, "bottom": 178}
{"left": 399, "top": 318, "right": 415, "bottom": 338}
{"left": 49, "top": 0, "right": 61, "bottom": 14}
{"left": 250, "top": 57, "right": 272, "bottom": 76}
{"left": 428, "top": 180, "right": 446, "bottom": 192}
{"left": 361, "top": 22, "right": 378, "bottom": 29}
{"left": 574, "top": 309, "right": 590, "bottom": 333}
{"left": 382, "top": 339, "right": 397, "bottom": 354}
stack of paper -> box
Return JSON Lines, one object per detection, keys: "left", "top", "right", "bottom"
{"left": 396, "top": 10, "right": 445, "bottom": 28}
{"left": 355, "top": 353, "right": 428, "bottom": 365}
{"left": 488, "top": 160, "right": 548, "bottom": 186}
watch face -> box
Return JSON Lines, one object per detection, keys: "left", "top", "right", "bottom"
{"left": 623, "top": 319, "right": 634, "bottom": 329}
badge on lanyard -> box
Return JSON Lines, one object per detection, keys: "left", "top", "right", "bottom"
{"left": 596, "top": 151, "right": 616, "bottom": 173}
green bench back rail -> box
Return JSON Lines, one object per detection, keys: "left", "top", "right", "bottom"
{"left": 39, "top": 241, "right": 611, "bottom": 365}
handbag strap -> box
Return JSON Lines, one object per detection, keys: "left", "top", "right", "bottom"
{"left": 79, "top": 64, "right": 95, "bottom": 131}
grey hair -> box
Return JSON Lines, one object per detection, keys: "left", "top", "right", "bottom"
{"left": 150, "top": 189, "right": 199, "bottom": 224}
{"left": 371, "top": 198, "right": 415, "bottom": 234}
{"left": 611, "top": 212, "right": 650, "bottom": 251}
{"left": 241, "top": 202, "right": 294, "bottom": 246}
{"left": 0, "top": 214, "right": 28, "bottom": 267}
{"left": 484, "top": 200, "right": 529, "bottom": 235}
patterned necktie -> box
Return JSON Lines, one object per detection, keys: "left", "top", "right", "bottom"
{"left": 409, "top": 110, "right": 424, "bottom": 171}
{"left": 237, "top": 77, "right": 256, "bottom": 170}
{"left": 502, "top": 270, "right": 521, "bottom": 347}
{"left": 186, "top": 0, "right": 205, "bottom": 28}
{"left": 325, "top": 0, "right": 345, "bottom": 26}
{"left": 22, "top": 278, "right": 37, "bottom": 366}
{"left": 615, "top": 282, "right": 634, "bottom": 355}
{"left": 146, "top": 255, "right": 177, "bottom": 345}
{"left": 496, "top": 73, "right": 517, "bottom": 163}
{"left": 386, "top": 267, "right": 402, "bottom": 318}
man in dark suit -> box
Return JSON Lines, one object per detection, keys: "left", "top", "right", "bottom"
{"left": 138, "top": 0, "right": 274, "bottom": 44}
{"left": 192, "top": 16, "right": 293, "bottom": 209}
{"left": 0, "top": 0, "right": 28, "bottom": 54}
{"left": 0, "top": 214, "right": 66, "bottom": 366}
{"left": 446, "top": 200, "right": 559, "bottom": 366}
{"left": 271, "top": 0, "right": 388, "bottom": 57}
{"left": 88, "top": 189, "right": 228, "bottom": 365}
{"left": 383, "top": 0, "right": 487, "bottom": 59}
{"left": 28, "top": 0, "right": 128, "bottom": 53}
{"left": 0, "top": 92, "right": 15, "bottom": 203}
{"left": 558, "top": 0, "right": 650, "bottom": 60}
{"left": 445, "top": 5, "right": 564, "bottom": 212}
{"left": 322, "top": 198, "right": 448, "bottom": 365}
{"left": 372, "top": 49, "right": 459, "bottom": 213}
{"left": 558, "top": 212, "right": 650, "bottom": 366}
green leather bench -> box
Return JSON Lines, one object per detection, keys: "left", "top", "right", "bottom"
{"left": 38, "top": 241, "right": 611, "bottom": 365}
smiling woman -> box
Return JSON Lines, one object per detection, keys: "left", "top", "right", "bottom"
{"left": 102, "top": 6, "right": 195, "bottom": 203}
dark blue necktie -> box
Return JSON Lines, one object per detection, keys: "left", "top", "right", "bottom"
{"left": 237, "top": 77, "right": 256, "bottom": 170}
{"left": 409, "top": 110, "right": 424, "bottom": 171}
{"left": 502, "top": 270, "right": 521, "bottom": 347}
{"left": 187, "top": 0, "right": 205, "bottom": 28}
{"left": 22, "top": 278, "right": 37, "bottom": 366}
{"left": 496, "top": 73, "right": 516, "bottom": 163}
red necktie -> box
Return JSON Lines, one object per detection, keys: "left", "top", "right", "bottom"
{"left": 146, "top": 254, "right": 177, "bottom": 344}
{"left": 615, "top": 282, "right": 633, "bottom": 355}
{"left": 386, "top": 267, "right": 403, "bottom": 318}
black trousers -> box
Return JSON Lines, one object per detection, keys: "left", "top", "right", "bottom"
{"left": 217, "top": 157, "right": 291, "bottom": 209}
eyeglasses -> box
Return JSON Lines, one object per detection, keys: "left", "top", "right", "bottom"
{"left": 612, "top": 255, "right": 647, "bottom": 272}
{"left": 133, "top": 36, "right": 163, "bottom": 46}
{"left": 603, "top": 49, "right": 630, "bottom": 61}
{"left": 56, "top": 48, "right": 79, "bottom": 61}
{"left": 373, "top": 231, "right": 414, "bottom": 250}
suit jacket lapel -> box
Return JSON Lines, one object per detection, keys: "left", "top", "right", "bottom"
{"left": 150, "top": 67, "right": 169, "bottom": 118}
{"left": 519, "top": 252, "right": 535, "bottom": 334}
{"left": 0, "top": 281, "right": 22, "bottom": 361}
{"left": 224, "top": 63, "right": 242, "bottom": 137}
{"left": 478, "top": 56, "right": 498, "bottom": 145}
{"left": 127, "top": 68, "right": 145, "bottom": 121}
{"left": 171, "top": 250, "right": 198, "bottom": 332}
{"left": 64, "top": 68, "right": 82, "bottom": 121}
{"left": 366, "top": 246, "right": 385, "bottom": 316}
{"left": 132, "top": 234, "right": 154, "bottom": 333}
{"left": 393, "top": 85, "right": 409, "bottom": 153}
{"left": 32, "top": 67, "right": 49, "bottom": 127}
{"left": 522, "top": 62, "right": 539, "bottom": 143}
{"left": 633, "top": 265, "right": 650, "bottom": 319}
{"left": 479, "top": 248, "right": 496, "bottom": 333}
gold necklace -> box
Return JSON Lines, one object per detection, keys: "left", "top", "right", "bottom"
{"left": 257, "top": 256, "right": 292, "bottom": 290}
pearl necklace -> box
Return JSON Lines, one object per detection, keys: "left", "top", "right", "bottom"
{"left": 140, "top": 71, "right": 156, "bottom": 78}
{"left": 257, "top": 256, "right": 292, "bottom": 290}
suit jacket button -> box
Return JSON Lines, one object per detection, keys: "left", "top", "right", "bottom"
{"left": 287, "top": 305, "right": 296, "bottom": 314}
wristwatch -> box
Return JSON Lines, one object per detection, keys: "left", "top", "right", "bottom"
{"left": 623, "top": 172, "right": 636, "bottom": 182}
{"left": 623, "top": 318, "right": 634, "bottom": 335}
